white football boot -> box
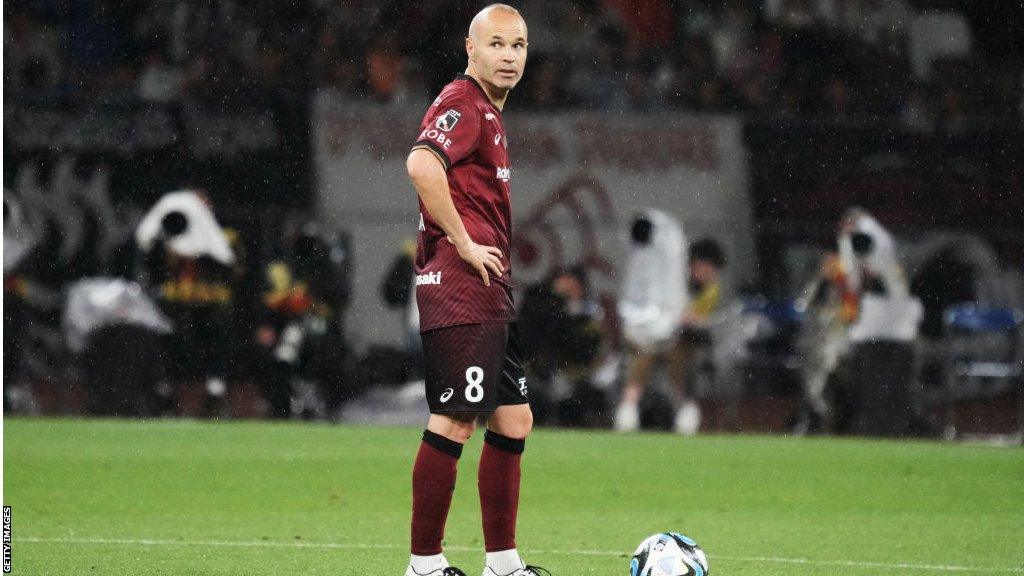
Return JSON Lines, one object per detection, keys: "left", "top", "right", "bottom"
{"left": 405, "top": 554, "right": 466, "bottom": 576}
{"left": 405, "top": 568, "right": 466, "bottom": 576}
{"left": 673, "top": 400, "right": 702, "bottom": 436}
{"left": 481, "top": 550, "right": 551, "bottom": 576}
{"left": 613, "top": 401, "right": 640, "bottom": 432}
{"left": 482, "top": 565, "right": 551, "bottom": 576}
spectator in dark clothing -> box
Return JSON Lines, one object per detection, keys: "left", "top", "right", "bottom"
{"left": 519, "top": 265, "right": 606, "bottom": 427}
{"left": 254, "top": 223, "right": 351, "bottom": 419}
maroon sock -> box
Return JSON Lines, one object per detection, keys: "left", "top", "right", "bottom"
{"left": 411, "top": 430, "right": 463, "bottom": 556}
{"left": 478, "top": 430, "right": 525, "bottom": 552}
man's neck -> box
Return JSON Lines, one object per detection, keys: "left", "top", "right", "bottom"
{"left": 465, "top": 68, "right": 508, "bottom": 110}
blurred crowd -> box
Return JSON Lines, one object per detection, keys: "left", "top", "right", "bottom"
{"left": 5, "top": 0, "right": 315, "bottom": 104}
{"left": 4, "top": 186, "right": 359, "bottom": 419}
{"left": 6, "top": 0, "right": 1022, "bottom": 126}
{"left": 5, "top": 181, "right": 1021, "bottom": 436}
{"left": 507, "top": 207, "right": 1021, "bottom": 437}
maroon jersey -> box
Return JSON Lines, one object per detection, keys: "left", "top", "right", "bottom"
{"left": 412, "top": 75, "right": 515, "bottom": 332}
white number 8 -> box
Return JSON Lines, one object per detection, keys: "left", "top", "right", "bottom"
{"left": 465, "top": 367, "right": 484, "bottom": 403}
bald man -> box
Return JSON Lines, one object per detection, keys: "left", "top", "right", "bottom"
{"left": 404, "top": 4, "right": 547, "bottom": 576}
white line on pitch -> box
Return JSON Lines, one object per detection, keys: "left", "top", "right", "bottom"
{"left": 18, "top": 536, "right": 1023, "bottom": 574}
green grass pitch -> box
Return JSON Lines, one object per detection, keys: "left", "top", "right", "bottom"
{"left": 3, "top": 417, "right": 1023, "bottom": 575}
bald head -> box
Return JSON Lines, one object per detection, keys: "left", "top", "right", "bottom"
{"left": 468, "top": 4, "right": 526, "bottom": 42}
{"left": 464, "top": 3, "right": 528, "bottom": 107}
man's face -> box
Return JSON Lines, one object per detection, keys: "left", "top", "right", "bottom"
{"left": 553, "top": 274, "right": 583, "bottom": 302}
{"left": 467, "top": 11, "right": 528, "bottom": 93}
{"left": 690, "top": 259, "right": 719, "bottom": 285}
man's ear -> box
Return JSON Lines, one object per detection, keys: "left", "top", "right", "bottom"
{"left": 466, "top": 37, "right": 474, "bottom": 62}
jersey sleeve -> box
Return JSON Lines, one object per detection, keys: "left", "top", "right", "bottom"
{"left": 413, "top": 92, "right": 481, "bottom": 170}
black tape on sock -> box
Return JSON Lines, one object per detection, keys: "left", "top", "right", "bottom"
{"left": 484, "top": 430, "right": 525, "bottom": 455}
{"left": 422, "top": 429, "right": 464, "bottom": 458}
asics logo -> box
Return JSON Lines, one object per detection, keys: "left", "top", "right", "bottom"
{"left": 439, "top": 388, "right": 454, "bottom": 403}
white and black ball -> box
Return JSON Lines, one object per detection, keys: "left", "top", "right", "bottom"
{"left": 630, "top": 532, "right": 709, "bottom": 576}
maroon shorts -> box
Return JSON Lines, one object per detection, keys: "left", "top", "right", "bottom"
{"left": 420, "top": 322, "right": 529, "bottom": 414}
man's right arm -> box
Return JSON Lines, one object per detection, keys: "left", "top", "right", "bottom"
{"left": 406, "top": 148, "right": 504, "bottom": 286}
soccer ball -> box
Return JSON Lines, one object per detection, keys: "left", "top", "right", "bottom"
{"left": 630, "top": 532, "right": 709, "bottom": 576}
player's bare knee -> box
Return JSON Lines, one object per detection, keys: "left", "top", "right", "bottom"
{"left": 429, "top": 413, "right": 478, "bottom": 443}
{"left": 516, "top": 410, "right": 534, "bottom": 438}
{"left": 451, "top": 414, "right": 478, "bottom": 441}
{"left": 491, "top": 407, "right": 533, "bottom": 439}
{"left": 622, "top": 384, "right": 644, "bottom": 404}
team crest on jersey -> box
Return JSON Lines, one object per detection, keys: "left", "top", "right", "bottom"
{"left": 435, "top": 109, "right": 461, "bottom": 132}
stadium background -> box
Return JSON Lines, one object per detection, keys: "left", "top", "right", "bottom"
{"left": 5, "top": 0, "right": 1022, "bottom": 431}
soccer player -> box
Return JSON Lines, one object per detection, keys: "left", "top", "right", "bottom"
{"left": 404, "top": 5, "right": 546, "bottom": 576}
